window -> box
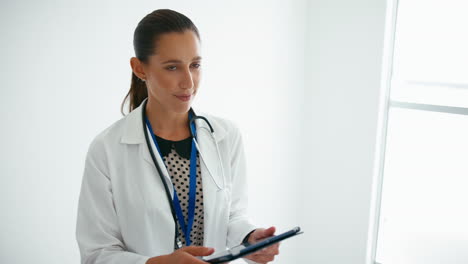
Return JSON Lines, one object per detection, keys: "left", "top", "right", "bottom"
{"left": 373, "top": 0, "right": 468, "bottom": 263}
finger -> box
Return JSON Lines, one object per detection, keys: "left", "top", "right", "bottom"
{"left": 247, "top": 254, "right": 275, "bottom": 263}
{"left": 254, "top": 242, "right": 280, "bottom": 255}
{"left": 253, "top": 249, "right": 279, "bottom": 257}
{"left": 252, "top": 244, "right": 280, "bottom": 256}
{"left": 249, "top": 247, "right": 279, "bottom": 258}
{"left": 260, "top": 246, "right": 280, "bottom": 255}
{"left": 265, "top": 243, "right": 280, "bottom": 254}
{"left": 182, "top": 254, "right": 212, "bottom": 264}
{"left": 255, "top": 250, "right": 280, "bottom": 257}
{"left": 180, "top": 246, "right": 215, "bottom": 256}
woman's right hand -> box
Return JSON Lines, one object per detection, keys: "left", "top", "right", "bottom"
{"left": 146, "top": 246, "right": 215, "bottom": 264}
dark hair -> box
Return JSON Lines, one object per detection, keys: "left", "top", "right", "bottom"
{"left": 121, "top": 9, "right": 200, "bottom": 115}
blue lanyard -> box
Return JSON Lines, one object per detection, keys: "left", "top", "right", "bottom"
{"left": 145, "top": 114, "right": 197, "bottom": 246}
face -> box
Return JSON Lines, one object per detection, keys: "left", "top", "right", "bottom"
{"left": 133, "top": 30, "right": 202, "bottom": 114}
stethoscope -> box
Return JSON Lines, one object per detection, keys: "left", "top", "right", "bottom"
{"left": 141, "top": 99, "right": 226, "bottom": 249}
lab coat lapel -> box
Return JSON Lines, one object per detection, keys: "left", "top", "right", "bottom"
{"left": 140, "top": 128, "right": 174, "bottom": 198}
{"left": 120, "top": 100, "right": 173, "bottom": 198}
{"left": 195, "top": 119, "right": 225, "bottom": 191}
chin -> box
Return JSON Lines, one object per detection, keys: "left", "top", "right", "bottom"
{"left": 173, "top": 103, "right": 192, "bottom": 114}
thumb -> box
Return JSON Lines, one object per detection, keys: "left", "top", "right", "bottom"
{"left": 180, "top": 246, "right": 215, "bottom": 257}
{"left": 255, "top": 226, "right": 276, "bottom": 239}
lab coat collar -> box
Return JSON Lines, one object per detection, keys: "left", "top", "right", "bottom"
{"left": 120, "top": 100, "right": 146, "bottom": 145}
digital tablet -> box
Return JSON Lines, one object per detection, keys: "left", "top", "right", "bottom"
{"left": 201, "top": 226, "right": 303, "bottom": 263}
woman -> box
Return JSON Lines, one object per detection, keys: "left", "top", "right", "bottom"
{"left": 76, "top": 9, "right": 279, "bottom": 264}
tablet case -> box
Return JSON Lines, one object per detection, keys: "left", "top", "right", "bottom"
{"left": 201, "top": 226, "right": 303, "bottom": 263}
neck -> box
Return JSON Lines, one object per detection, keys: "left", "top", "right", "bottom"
{"left": 145, "top": 99, "right": 191, "bottom": 141}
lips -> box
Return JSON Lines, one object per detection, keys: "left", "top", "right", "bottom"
{"left": 174, "top": 94, "right": 192, "bottom": 102}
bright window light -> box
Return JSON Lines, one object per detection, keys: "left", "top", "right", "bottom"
{"left": 374, "top": 0, "right": 468, "bottom": 263}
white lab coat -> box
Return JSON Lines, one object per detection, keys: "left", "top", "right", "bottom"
{"left": 76, "top": 100, "right": 256, "bottom": 264}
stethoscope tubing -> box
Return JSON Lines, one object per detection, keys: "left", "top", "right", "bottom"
{"left": 192, "top": 137, "right": 225, "bottom": 190}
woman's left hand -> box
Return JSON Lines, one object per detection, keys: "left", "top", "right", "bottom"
{"left": 243, "top": 226, "right": 280, "bottom": 264}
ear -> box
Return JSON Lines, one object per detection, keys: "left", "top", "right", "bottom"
{"left": 130, "top": 57, "right": 146, "bottom": 81}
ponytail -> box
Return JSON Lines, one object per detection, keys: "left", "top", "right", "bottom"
{"left": 121, "top": 72, "right": 148, "bottom": 115}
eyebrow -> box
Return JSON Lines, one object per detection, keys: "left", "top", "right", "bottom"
{"left": 161, "top": 56, "right": 202, "bottom": 64}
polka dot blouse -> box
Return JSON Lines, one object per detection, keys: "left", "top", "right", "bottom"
{"left": 155, "top": 134, "right": 204, "bottom": 247}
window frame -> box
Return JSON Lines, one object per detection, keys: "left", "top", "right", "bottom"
{"left": 367, "top": 0, "right": 468, "bottom": 263}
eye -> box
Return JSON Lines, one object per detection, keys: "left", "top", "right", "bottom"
{"left": 191, "top": 63, "right": 201, "bottom": 69}
{"left": 166, "top": 65, "right": 177, "bottom": 71}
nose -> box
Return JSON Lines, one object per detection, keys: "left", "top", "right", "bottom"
{"left": 179, "top": 68, "right": 194, "bottom": 90}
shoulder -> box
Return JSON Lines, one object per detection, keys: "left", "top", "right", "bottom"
{"left": 86, "top": 115, "right": 129, "bottom": 158}
{"left": 196, "top": 112, "right": 243, "bottom": 143}
{"left": 203, "top": 113, "right": 239, "bottom": 131}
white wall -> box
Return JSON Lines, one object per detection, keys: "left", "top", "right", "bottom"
{"left": 0, "top": 0, "right": 387, "bottom": 263}
{"left": 299, "top": 0, "right": 387, "bottom": 263}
